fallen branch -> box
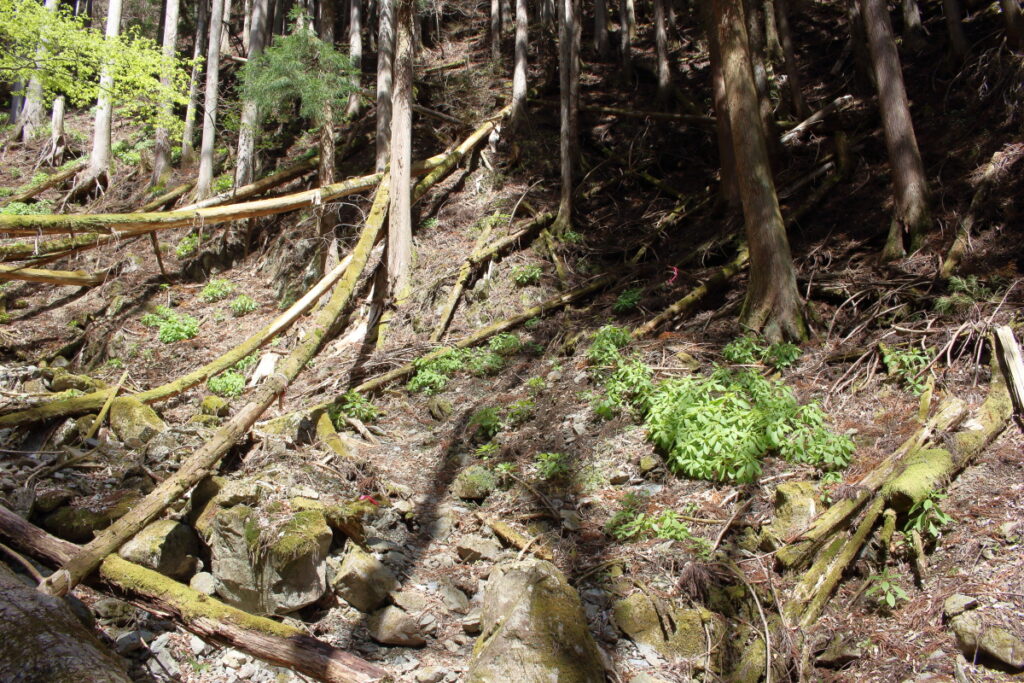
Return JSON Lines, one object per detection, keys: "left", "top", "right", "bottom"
{"left": 780, "top": 95, "right": 857, "bottom": 144}
{"left": 994, "top": 325, "right": 1024, "bottom": 418}
{"left": 0, "top": 160, "right": 86, "bottom": 208}
{"left": 137, "top": 179, "right": 197, "bottom": 212}
{"left": 430, "top": 215, "right": 497, "bottom": 342}
{"left": 37, "top": 180, "right": 392, "bottom": 598}
{"left": 0, "top": 505, "right": 389, "bottom": 683}
{"left": 0, "top": 263, "right": 106, "bottom": 287}
{"left": 177, "top": 152, "right": 318, "bottom": 212}
{"left": 534, "top": 99, "right": 715, "bottom": 125}
{"left": 475, "top": 512, "right": 554, "bottom": 561}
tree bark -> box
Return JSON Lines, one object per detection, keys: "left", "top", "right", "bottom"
{"left": 703, "top": 0, "right": 739, "bottom": 208}
{"left": 196, "top": 0, "right": 227, "bottom": 199}
{"left": 714, "top": 0, "right": 805, "bottom": 341}
{"left": 44, "top": 96, "right": 67, "bottom": 166}
{"left": 942, "top": 0, "right": 968, "bottom": 60}
{"left": 510, "top": 0, "right": 529, "bottom": 129}
{"left": 1000, "top": 0, "right": 1024, "bottom": 50}
{"left": 742, "top": 0, "right": 777, "bottom": 152}
{"left": 594, "top": 0, "right": 609, "bottom": 58}
{"left": 387, "top": 0, "right": 414, "bottom": 301}
{"left": 654, "top": 0, "right": 671, "bottom": 105}
{"left": 151, "top": 0, "right": 182, "bottom": 187}
{"left": 763, "top": 0, "right": 783, "bottom": 62}
{"left": 553, "top": 0, "right": 579, "bottom": 233}
{"left": 619, "top": 0, "right": 633, "bottom": 83}
{"left": 375, "top": 0, "right": 395, "bottom": 171}
{"left": 491, "top": 0, "right": 502, "bottom": 60}
{"left": 181, "top": 0, "right": 209, "bottom": 165}
{"left": 347, "top": 0, "right": 364, "bottom": 116}
{"left": 221, "top": 0, "right": 234, "bottom": 53}
{"left": 235, "top": 0, "right": 272, "bottom": 186}
{"left": 847, "top": 0, "right": 874, "bottom": 93}
{"left": 902, "top": 0, "right": 925, "bottom": 50}
{"left": 317, "top": 0, "right": 340, "bottom": 276}
{"left": 773, "top": 0, "right": 809, "bottom": 119}
{"left": 860, "top": 0, "right": 931, "bottom": 261}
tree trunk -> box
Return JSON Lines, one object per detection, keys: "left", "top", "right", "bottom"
{"left": 347, "top": 0, "right": 363, "bottom": 116}
{"left": 773, "top": 0, "right": 809, "bottom": 119}
{"left": 221, "top": 0, "right": 234, "bottom": 53}
{"left": 654, "top": 0, "right": 670, "bottom": 105}
{"left": 234, "top": 0, "right": 272, "bottom": 186}
{"left": 317, "top": 0, "right": 339, "bottom": 276}
{"left": 182, "top": 0, "right": 210, "bottom": 165}
{"left": 626, "top": 0, "right": 636, "bottom": 39}
{"left": 196, "top": 0, "right": 227, "bottom": 199}
{"left": 243, "top": 0, "right": 252, "bottom": 52}
{"left": 75, "top": 0, "right": 124, "bottom": 197}
{"left": 151, "top": 0, "right": 182, "bottom": 187}
{"left": 594, "top": 0, "right": 609, "bottom": 58}
{"left": 619, "top": 0, "right": 633, "bottom": 83}
{"left": 511, "top": 0, "right": 529, "bottom": 128}
{"left": 714, "top": 0, "right": 805, "bottom": 341}
{"left": 553, "top": 0, "right": 579, "bottom": 233}
{"left": 387, "top": 0, "right": 414, "bottom": 300}
{"left": 860, "top": 0, "right": 931, "bottom": 260}
{"left": 1000, "top": 0, "right": 1024, "bottom": 50}
{"left": 375, "top": 0, "right": 394, "bottom": 171}
{"left": 763, "top": 0, "right": 783, "bottom": 62}
{"left": 942, "top": 0, "right": 968, "bottom": 60}
{"left": 44, "top": 97, "right": 67, "bottom": 165}
{"left": 18, "top": 76, "right": 44, "bottom": 144}
{"left": 491, "top": 0, "right": 502, "bottom": 60}
{"left": 742, "top": 0, "right": 776, "bottom": 148}
{"left": 847, "top": 0, "right": 874, "bottom": 93}
{"left": 902, "top": 0, "right": 925, "bottom": 50}
{"left": 703, "top": 0, "right": 739, "bottom": 208}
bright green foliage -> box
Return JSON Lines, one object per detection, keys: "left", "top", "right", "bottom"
{"left": 465, "top": 349, "right": 504, "bottom": 376}
{"left": 234, "top": 353, "right": 258, "bottom": 371}
{"left": 176, "top": 234, "right": 200, "bottom": 258}
{"left": 469, "top": 406, "right": 503, "bottom": 441}
{"left": 112, "top": 139, "right": 153, "bottom": 166}
{"left": 488, "top": 333, "right": 522, "bottom": 356}
{"left": 612, "top": 287, "right": 643, "bottom": 314}
{"left": 904, "top": 491, "right": 953, "bottom": 540}
{"left": 880, "top": 344, "right": 931, "bottom": 395}
{"left": 212, "top": 174, "right": 233, "bottom": 194}
{"left": 0, "top": 0, "right": 192, "bottom": 131}
{"left": 199, "top": 278, "right": 235, "bottom": 303}
{"left": 526, "top": 376, "right": 547, "bottom": 393}
{"left": 934, "top": 275, "right": 995, "bottom": 315}
{"left": 865, "top": 568, "right": 909, "bottom": 609}
{"left": 723, "top": 335, "right": 801, "bottom": 370}
{"left": 230, "top": 295, "right": 258, "bottom": 316}
{"left": 140, "top": 306, "right": 200, "bottom": 343}
{"left": 407, "top": 346, "right": 520, "bottom": 394}
{"left": 338, "top": 390, "right": 381, "bottom": 423}
{"left": 534, "top": 452, "right": 569, "bottom": 480}
{"left": 586, "top": 325, "right": 632, "bottom": 367}
{"left": 605, "top": 494, "right": 711, "bottom": 555}
{"left": 511, "top": 264, "right": 542, "bottom": 287}
{"left": 239, "top": 11, "right": 357, "bottom": 128}
{"left": 506, "top": 399, "right": 535, "bottom": 426}
{"left": 207, "top": 370, "right": 245, "bottom": 397}
{"left": 0, "top": 200, "right": 53, "bottom": 215}
{"left": 475, "top": 442, "right": 499, "bottom": 459}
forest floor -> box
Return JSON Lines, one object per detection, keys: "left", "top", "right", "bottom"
{"left": 1, "top": 2, "right": 1024, "bottom": 682}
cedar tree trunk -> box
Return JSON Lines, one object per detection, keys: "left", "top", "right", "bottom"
{"left": 196, "top": 0, "right": 226, "bottom": 199}
{"left": 387, "top": 0, "right": 414, "bottom": 299}
{"left": 235, "top": 0, "right": 271, "bottom": 186}
{"left": 151, "top": 0, "right": 181, "bottom": 187}
{"left": 375, "top": 0, "right": 395, "bottom": 170}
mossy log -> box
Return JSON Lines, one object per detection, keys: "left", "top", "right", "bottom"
{"left": 776, "top": 398, "right": 967, "bottom": 570}
{"left": 177, "top": 151, "right": 319, "bottom": 212}
{"left": 38, "top": 181, "right": 392, "bottom": 598}
{"left": 137, "top": 179, "right": 197, "bottom": 212}
{"left": 534, "top": 99, "right": 716, "bottom": 124}
{"left": 0, "top": 505, "right": 389, "bottom": 683}
{"left": 633, "top": 246, "right": 749, "bottom": 338}
{"left": 430, "top": 215, "right": 497, "bottom": 342}
{"left": 0, "top": 160, "right": 86, "bottom": 208}
{"left": 475, "top": 512, "right": 554, "bottom": 561}
{"left": 316, "top": 412, "right": 357, "bottom": 461}
{"left": 0, "top": 263, "right": 107, "bottom": 286}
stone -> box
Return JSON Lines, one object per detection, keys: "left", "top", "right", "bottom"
{"left": 200, "top": 395, "right": 230, "bottom": 417}
{"left": 452, "top": 465, "right": 497, "bottom": 501}
{"left": 943, "top": 594, "right": 978, "bottom": 619}
{"left": 415, "top": 667, "right": 446, "bottom": 683}
{"left": 466, "top": 559, "right": 604, "bottom": 683}
{"left": 189, "top": 635, "right": 210, "bottom": 656}
{"left": 222, "top": 649, "right": 248, "bottom": 668}
{"left": 638, "top": 456, "right": 658, "bottom": 473}
{"left": 190, "top": 572, "right": 217, "bottom": 595}
{"left": 93, "top": 597, "right": 135, "bottom": 624}
{"left": 118, "top": 520, "right": 198, "bottom": 580}
{"left": 42, "top": 490, "right": 141, "bottom": 543}
{"left": 331, "top": 544, "right": 399, "bottom": 613}
{"left": 438, "top": 579, "right": 470, "bottom": 613}
{"left": 462, "top": 609, "right": 482, "bottom": 635}
{"left": 428, "top": 397, "right": 453, "bottom": 421}
{"left": 456, "top": 535, "right": 502, "bottom": 563}
{"left": 630, "top": 675, "right": 672, "bottom": 683}
{"left": 49, "top": 369, "right": 103, "bottom": 393}
{"left": 760, "top": 481, "right": 820, "bottom": 551}
{"left": 612, "top": 591, "right": 725, "bottom": 668}
{"left": 109, "top": 397, "right": 167, "bottom": 444}
{"left": 609, "top": 471, "right": 630, "bottom": 485}
{"left": 189, "top": 414, "right": 221, "bottom": 428}
{"left": 950, "top": 612, "right": 1024, "bottom": 670}
{"left": 392, "top": 589, "right": 429, "bottom": 613}
{"left": 816, "top": 634, "right": 864, "bottom": 668}
{"left": 367, "top": 606, "right": 427, "bottom": 647}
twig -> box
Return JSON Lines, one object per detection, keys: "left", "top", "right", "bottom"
{"left": 710, "top": 499, "right": 751, "bottom": 554}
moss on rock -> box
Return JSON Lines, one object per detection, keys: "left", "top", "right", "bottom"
{"left": 42, "top": 490, "right": 141, "bottom": 543}
{"left": 109, "top": 396, "right": 167, "bottom": 444}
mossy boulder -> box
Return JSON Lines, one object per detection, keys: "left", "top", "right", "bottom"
{"left": 612, "top": 591, "right": 725, "bottom": 668}
{"left": 118, "top": 520, "right": 198, "bottom": 580}
{"left": 42, "top": 490, "right": 142, "bottom": 543}
{"left": 109, "top": 397, "right": 167, "bottom": 444}
{"left": 48, "top": 368, "right": 106, "bottom": 393}
{"left": 466, "top": 559, "right": 604, "bottom": 683}
{"left": 950, "top": 612, "right": 1024, "bottom": 670}
{"left": 453, "top": 465, "right": 497, "bottom": 501}
{"left": 331, "top": 543, "right": 399, "bottom": 613}
{"left": 188, "top": 414, "right": 221, "bottom": 428}
{"left": 760, "top": 481, "right": 820, "bottom": 551}
{"left": 200, "top": 395, "right": 230, "bottom": 417}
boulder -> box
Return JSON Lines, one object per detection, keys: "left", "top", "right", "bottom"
{"left": 42, "top": 490, "right": 142, "bottom": 543}
{"left": 200, "top": 395, "right": 230, "bottom": 417}
{"left": 49, "top": 368, "right": 105, "bottom": 393}
{"left": 456, "top": 535, "right": 502, "bottom": 563}
{"left": 331, "top": 543, "right": 399, "bottom": 613}
{"left": 760, "top": 481, "right": 820, "bottom": 550}
{"left": 612, "top": 591, "right": 725, "bottom": 668}
{"left": 367, "top": 606, "right": 427, "bottom": 647}
{"left": 452, "top": 465, "right": 497, "bottom": 501}
{"left": 466, "top": 559, "right": 604, "bottom": 683}
{"left": 950, "top": 612, "right": 1024, "bottom": 670}
{"left": 109, "top": 397, "right": 167, "bottom": 444}
{"left": 118, "top": 519, "right": 198, "bottom": 580}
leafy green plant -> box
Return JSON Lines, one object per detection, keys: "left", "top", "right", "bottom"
{"left": 230, "top": 295, "right": 258, "bottom": 316}
{"left": 935, "top": 275, "right": 994, "bottom": 315}
{"left": 199, "top": 278, "right": 235, "bottom": 303}
{"left": 140, "top": 305, "right": 200, "bottom": 343}
{"left": 865, "top": 568, "right": 909, "bottom": 609}
{"left": 526, "top": 376, "right": 547, "bottom": 393}
{"left": 511, "top": 264, "right": 542, "bottom": 287}
{"left": 234, "top": 353, "right": 258, "bottom": 371}
{"left": 0, "top": 200, "right": 53, "bottom": 215}
{"left": 495, "top": 462, "right": 515, "bottom": 475}
{"left": 612, "top": 287, "right": 643, "bottom": 314}
{"left": 0, "top": 187, "right": 14, "bottom": 198}
{"left": 534, "top": 452, "right": 569, "bottom": 480}
{"left": 475, "top": 442, "right": 499, "bottom": 459}
{"left": 407, "top": 348, "right": 466, "bottom": 394}
{"left": 586, "top": 325, "right": 632, "bottom": 367}
{"left": 506, "top": 399, "right": 535, "bottom": 426}
{"left": 465, "top": 349, "right": 504, "bottom": 377}
{"left": 723, "top": 335, "right": 801, "bottom": 370}
{"left": 338, "top": 390, "right": 381, "bottom": 423}
{"left": 605, "top": 495, "right": 711, "bottom": 555}
{"left": 880, "top": 344, "right": 931, "bottom": 395}
{"left": 207, "top": 370, "right": 245, "bottom": 397}
{"left": 904, "top": 491, "right": 953, "bottom": 540}
{"left": 419, "top": 217, "right": 439, "bottom": 230}
{"left": 212, "top": 173, "right": 233, "bottom": 194}
{"left": 176, "top": 233, "right": 200, "bottom": 258}
{"left": 469, "top": 406, "right": 503, "bottom": 441}
{"left": 488, "top": 333, "right": 522, "bottom": 356}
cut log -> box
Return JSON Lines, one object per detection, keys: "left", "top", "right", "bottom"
{"left": 0, "top": 160, "right": 86, "bottom": 208}
{"left": 0, "top": 505, "right": 389, "bottom": 683}
{"left": 38, "top": 180, "right": 392, "bottom": 598}
{"left": 177, "top": 151, "right": 319, "bottom": 212}
{"left": 0, "top": 264, "right": 107, "bottom": 287}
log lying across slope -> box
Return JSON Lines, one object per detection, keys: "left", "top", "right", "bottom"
{"left": 0, "top": 505, "right": 388, "bottom": 683}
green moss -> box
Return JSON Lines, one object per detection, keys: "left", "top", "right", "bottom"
{"left": 883, "top": 447, "right": 953, "bottom": 512}
{"left": 200, "top": 395, "right": 229, "bottom": 417}
{"left": 268, "top": 509, "right": 330, "bottom": 564}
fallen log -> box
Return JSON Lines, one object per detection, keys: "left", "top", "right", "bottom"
{"left": 0, "top": 505, "right": 389, "bottom": 683}
{"left": 994, "top": 325, "right": 1024, "bottom": 417}
{"left": 779, "top": 95, "right": 857, "bottom": 144}
{"left": 177, "top": 152, "right": 319, "bottom": 212}
{"left": 0, "top": 160, "right": 86, "bottom": 208}
{"left": 38, "top": 180, "right": 391, "bottom": 598}
{"left": 137, "top": 179, "right": 197, "bottom": 212}
{"left": 430, "top": 214, "right": 497, "bottom": 342}
{"left": 0, "top": 263, "right": 107, "bottom": 287}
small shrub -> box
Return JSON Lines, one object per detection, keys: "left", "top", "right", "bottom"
{"left": 535, "top": 452, "right": 570, "bottom": 480}
{"left": 207, "top": 370, "right": 245, "bottom": 397}
{"left": 865, "top": 568, "right": 909, "bottom": 609}
{"left": 586, "top": 325, "right": 632, "bottom": 368}
{"left": 880, "top": 344, "right": 930, "bottom": 395}
{"left": 935, "top": 275, "right": 994, "bottom": 315}
{"left": 723, "top": 335, "right": 801, "bottom": 370}
{"left": 904, "top": 491, "right": 953, "bottom": 540}
{"left": 511, "top": 264, "right": 542, "bottom": 287}
{"left": 176, "top": 233, "right": 200, "bottom": 258}
{"left": 212, "top": 173, "right": 234, "bottom": 194}
{"left": 506, "top": 399, "right": 535, "bottom": 426}
{"left": 526, "top": 376, "right": 547, "bottom": 393}
{"left": 199, "top": 278, "right": 235, "bottom": 303}
{"left": 420, "top": 217, "right": 439, "bottom": 230}
{"left": 230, "top": 295, "right": 258, "bottom": 316}
{"left": 475, "top": 442, "right": 499, "bottom": 459}
{"left": 0, "top": 187, "right": 14, "bottom": 198}
{"left": 235, "top": 353, "right": 258, "bottom": 371}
{"left": 141, "top": 305, "right": 200, "bottom": 343}
{"left": 612, "top": 287, "right": 643, "bottom": 314}
{"left": 469, "top": 406, "right": 503, "bottom": 441}
{"left": 465, "top": 349, "right": 504, "bottom": 377}
{"left": 488, "top": 333, "right": 522, "bottom": 356}
{"left": 0, "top": 200, "right": 53, "bottom": 215}
{"left": 338, "top": 390, "right": 381, "bottom": 423}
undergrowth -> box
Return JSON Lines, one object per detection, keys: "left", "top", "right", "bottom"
{"left": 407, "top": 335, "right": 524, "bottom": 394}
{"left": 140, "top": 305, "right": 200, "bottom": 343}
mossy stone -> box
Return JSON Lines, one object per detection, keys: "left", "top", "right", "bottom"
{"left": 188, "top": 414, "right": 221, "bottom": 428}
{"left": 200, "top": 395, "right": 229, "bottom": 417}
{"left": 612, "top": 592, "right": 723, "bottom": 667}
{"left": 42, "top": 490, "right": 142, "bottom": 543}
{"left": 453, "top": 465, "right": 497, "bottom": 501}
{"left": 760, "top": 481, "right": 820, "bottom": 551}
{"left": 109, "top": 396, "right": 167, "bottom": 444}
{"left": 49, "top": 368, "right": 106, "bottom": 393}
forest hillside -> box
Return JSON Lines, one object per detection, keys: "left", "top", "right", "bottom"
{"left": 0, "top": 0, "right": 1023, "bottom": 681}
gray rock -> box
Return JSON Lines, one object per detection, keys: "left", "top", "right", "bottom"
{"left": 438, "top": 578, "right": 470, "bottom": 613}
{"left": 452, "top": 465, "right": 497, "bottom": 501}
{"left": 760, "top": 481, "right": 820, "bottom": 551}
{"left": 109, "top": 396, "right": 167, "bottom": 444}
{"left": 943, "top": 594, "right": 978, "bottom": 619}
{"left": 466, "top": 559, "right": 604, "bottom": 683}
{"left": 331, "top": 544, "right": 399, "bottom": 613}
{"left": 190, "top": 572, "right": 217, "bottom": 595}
{"left": 222, "top": 649, "right": 248, "bottom": 669}
{"left": 816, "top": 634, "right": 864, "bottom": 668}
{"left": 456, "top": 535, "right": 502, "bottom": 563}
{"left": 189, "top": 634, "right": 210, "bottom": 656}
{"left": 415, "top": 666, "right": 447, "bottom": 683}
{"left": 462, "top": 608, "right": 482, "bottom": 635}
{"left": 93, "top": 597, "right": 135, "bottom": 624}
{"left": 367, "top": 606, "right": 427, "bottom": 647}
{"left": 119, "top": 520, "right": 198, "bottom": 580}
{"left": 392, "top": 589, "right": 429, "bottom": 613}
{"left": 950, "top": 612, "right": 1024, "bottom": 670}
